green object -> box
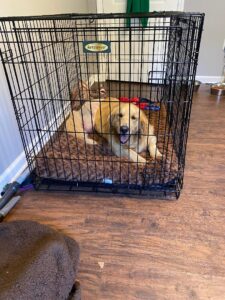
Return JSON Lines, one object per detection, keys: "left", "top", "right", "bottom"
{"left": 126, "top": 0, "right": 150, "bottom": 27}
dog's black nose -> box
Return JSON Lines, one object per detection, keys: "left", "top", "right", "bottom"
{"left": 120, "top": 125, "right": 129, "bottom": 134}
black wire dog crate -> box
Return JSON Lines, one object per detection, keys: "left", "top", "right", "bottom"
{"left": 0, "top": 12, "right": 204, "bottom": 198}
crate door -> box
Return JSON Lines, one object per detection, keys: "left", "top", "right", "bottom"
{"left": 96, "top": 0, "right": 184, "bottom": 83}
{"left": 106, "top": 17, "right": 168, "bottom": 84}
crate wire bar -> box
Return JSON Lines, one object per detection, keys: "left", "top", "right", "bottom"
{"left": 0, "top": 12, "right": 204, "bottom": 198}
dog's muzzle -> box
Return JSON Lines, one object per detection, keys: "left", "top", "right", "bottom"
{"left": 120, "top": 125, "right": 130, "bottom": 144}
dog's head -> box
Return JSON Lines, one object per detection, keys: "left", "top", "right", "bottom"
{"left": 110, "top": 102, "right": 146, "bottom": 144}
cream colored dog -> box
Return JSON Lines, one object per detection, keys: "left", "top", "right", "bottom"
{"left": 66, "top": 101, "right": 99, "bottom": 145}
{"left": 66, "top": 81, "right": 106, "bottom": 145}
{"left": 94, "top": 98, "right": 162, "bottom": 164}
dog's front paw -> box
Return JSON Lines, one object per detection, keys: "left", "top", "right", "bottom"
{"left": 85, "top": 137, "right": 98, "bottom": 145}
{"left": 136, "top": 156, "right": 147, "bottom": 165}
{"left": 156, "top": 149, "right": 163, "bottom": 158}
{"left": 150, "top": 149, "right": 163, "bottom": 160}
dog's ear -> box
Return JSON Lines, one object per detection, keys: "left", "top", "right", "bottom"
{"left": 140, "top": 115, "right": 148, "bottom": 135}
{"left": 107, "top": 110, "right": 116, "bottom": 125}
{"left": 107, "top": 105, "right": 117, "bottom": 124}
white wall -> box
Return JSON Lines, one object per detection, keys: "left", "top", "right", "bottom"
{"left": 184, "top": 0, "right": 225, "bottom": 83}
{"left": 0, "top": 0, "right": 89, "bottom": 191}
{"left": 0, "top": 0, "right": 88, "bottom": 16}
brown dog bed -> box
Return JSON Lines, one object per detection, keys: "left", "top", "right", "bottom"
{"left": 0, "top": 221, "right": 80, "bottom": 300}
{"left": 35, "top": 103, "right": 178, "bottom": 187}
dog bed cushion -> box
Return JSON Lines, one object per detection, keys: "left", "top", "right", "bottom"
{"left": 35, "top": 103, "right": 178, "bottom": 187}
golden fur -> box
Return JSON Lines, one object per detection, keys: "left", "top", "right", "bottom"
{"left": 94, "top": 98, "right": 162, "bottom": 164}
{"left": 65, "top": 101, "right": 99, "bottom": 145}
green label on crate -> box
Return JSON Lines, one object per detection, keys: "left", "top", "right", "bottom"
{"left": 83, "top": 41, "right": 111, "bottom": 53}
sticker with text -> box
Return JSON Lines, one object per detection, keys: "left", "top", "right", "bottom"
{"left": 83, "top": 41, "right": 111, "bottom": 53}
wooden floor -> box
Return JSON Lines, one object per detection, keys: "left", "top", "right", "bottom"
{"left": 5, "top": 86, "right": 225, "bottom": 300}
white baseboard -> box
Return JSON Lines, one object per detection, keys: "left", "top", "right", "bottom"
{"left": 0, "top": 151, "right": 28, "bottom": 192}
{"left": 196, "top": 76, "right": 223, "bottom": 84}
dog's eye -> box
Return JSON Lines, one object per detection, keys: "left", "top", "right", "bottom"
{"left": 131, "top": 116, "right": 136, "bottom": 120}
{"left": 119, "top": 113, "right": 123, "bottom": 118}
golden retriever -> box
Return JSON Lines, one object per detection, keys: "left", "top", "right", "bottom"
{"left": 94, "top": 98, "right": 162, "bottom": 164}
